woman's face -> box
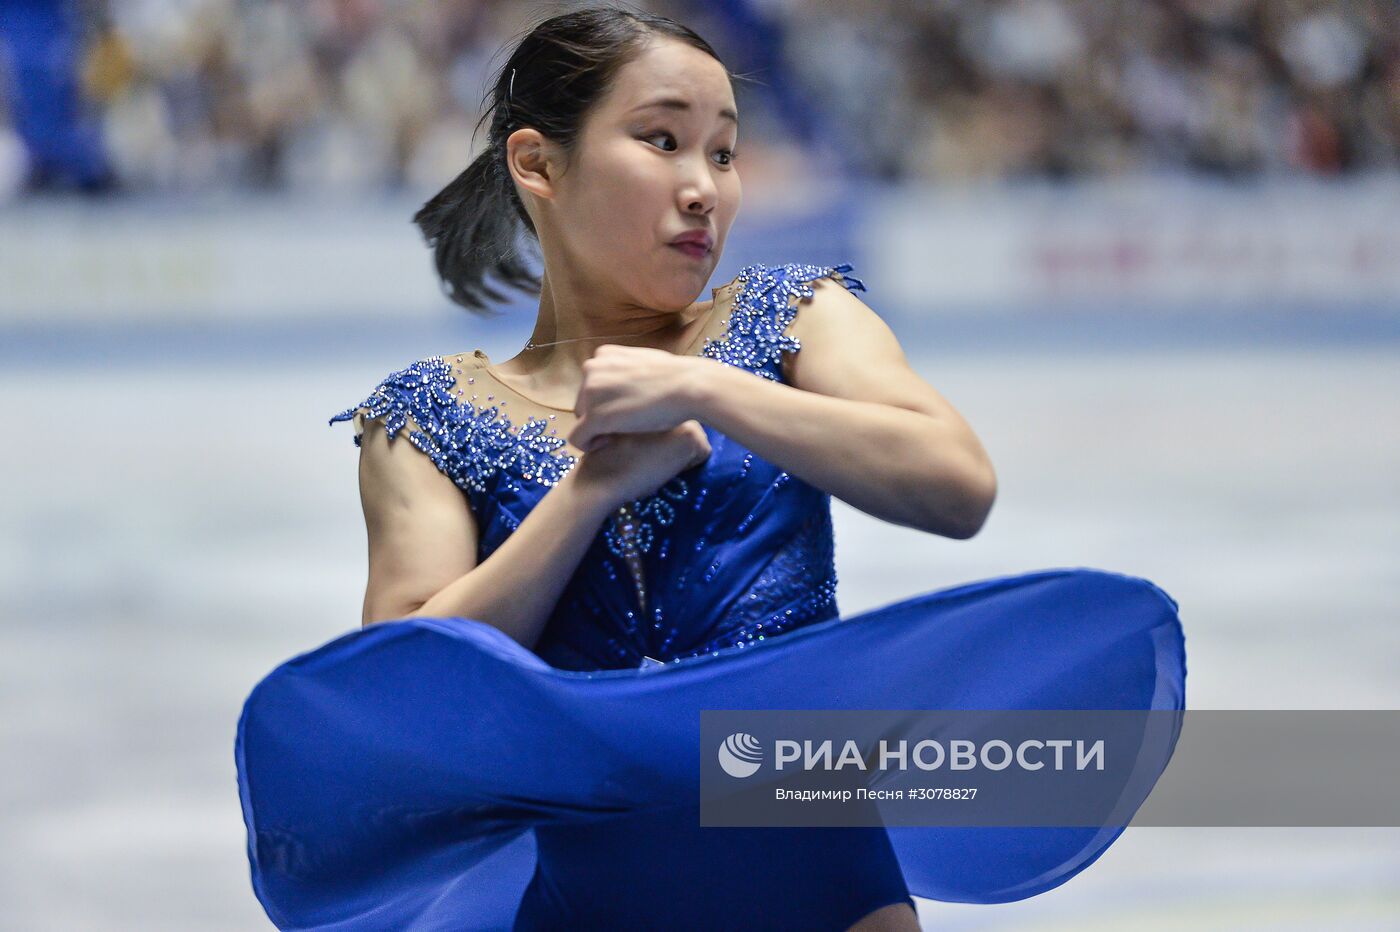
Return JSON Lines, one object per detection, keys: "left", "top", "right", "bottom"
{"left": 526, "top": 37, "right": 741, "bottom": 311}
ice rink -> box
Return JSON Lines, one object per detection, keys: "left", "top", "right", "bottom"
{"left": 4, "top": 333, "right": 1397, "bottom": 929}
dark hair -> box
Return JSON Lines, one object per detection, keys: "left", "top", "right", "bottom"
{"left": 413, "top": 4, "right": 739, "bottom": 316}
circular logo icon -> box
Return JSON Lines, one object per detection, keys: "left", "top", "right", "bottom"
{"left": 718, "top": 732, "right": 763, "bottom": 778}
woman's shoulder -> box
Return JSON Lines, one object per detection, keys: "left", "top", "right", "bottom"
{"left": 329, "top": 350, "right": 494, "bottom": 414}
{"left": 731, "top": 259, "right": 865, "bottom": 292}
{"left": 326, "top": 354, "right": 465, "bottom": 446}
{"left": 698, "top": 260, "right": 866, "bottom": 381}
{"left": 326, "top": 351, "right": 549, "bottom": 493}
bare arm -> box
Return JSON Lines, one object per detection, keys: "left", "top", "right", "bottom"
{"left": 683, "top": 277, "right": 996, "bottom": 539}
{"left": 356, "top": 415, "right": 616, "bottom": 649}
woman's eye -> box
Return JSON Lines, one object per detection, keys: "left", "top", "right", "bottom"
{"left": 643, "top": 132, "right": 738, "bottom": 166}
{"left": 644, "top": 132, "right": 678, "bottom": 152}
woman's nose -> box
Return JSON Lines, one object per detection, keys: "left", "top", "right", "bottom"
{"left": 679, "top": 166, "right": 717, "bottom": 213}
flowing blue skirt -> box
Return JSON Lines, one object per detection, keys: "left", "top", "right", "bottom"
{"left": 235, "top": 567, "right": 1186, "bottom": 930}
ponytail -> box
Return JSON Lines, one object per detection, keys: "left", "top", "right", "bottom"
{"left": 412, "top": 136, "right": 539, "bottom": 316}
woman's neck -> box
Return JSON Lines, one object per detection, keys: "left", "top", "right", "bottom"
{"left": 507, "top": 275, "right": 696, "bottom": 377}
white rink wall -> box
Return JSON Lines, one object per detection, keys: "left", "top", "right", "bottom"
{"left": 3, "top": 176, "right": 1398, "bottom": 329}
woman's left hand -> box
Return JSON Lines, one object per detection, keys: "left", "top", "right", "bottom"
{"left": 568, "top": 344, "right": 710, "bottom": 453}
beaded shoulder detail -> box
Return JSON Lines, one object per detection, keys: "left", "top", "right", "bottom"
{"left": 327, "top": 356, "right": 576, "bottom": 494}
{"left": 327, "top": 260, "right": 865, "bottom": 497}
{"left": 701, "top": 261, "right": 866, "bottom": 380}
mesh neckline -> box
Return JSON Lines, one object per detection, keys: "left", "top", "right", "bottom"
{"left": 466, "top": 278, "right": 744, "bottom": 414}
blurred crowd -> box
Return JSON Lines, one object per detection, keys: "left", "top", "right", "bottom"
{"left": 0, "top": 0, "right": 1397, "bottom": 199}
{"left": 798, "top": 0, "right": 1400, "bottom": 179}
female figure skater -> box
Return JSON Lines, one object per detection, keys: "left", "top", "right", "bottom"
{"left": 235, "top": 7, "right": 1186, "bottom": 931}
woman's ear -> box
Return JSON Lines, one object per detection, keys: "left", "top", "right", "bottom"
{"left": 505, "top": 128, "right": 559, "bottom": 204}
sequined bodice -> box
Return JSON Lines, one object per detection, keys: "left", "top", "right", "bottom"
{"left": 330, "top": 261, "right": 867, "bottom": 671}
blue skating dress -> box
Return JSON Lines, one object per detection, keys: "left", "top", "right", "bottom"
{"left": 234, "top": 261, "right": 1187, "bottom": 930}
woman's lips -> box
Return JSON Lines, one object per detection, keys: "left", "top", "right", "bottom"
{"left": 670, "top": 242, "right": 710, "bottom": 260}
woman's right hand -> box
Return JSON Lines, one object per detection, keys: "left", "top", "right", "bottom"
{"left": 572, "top": 420, "right": 712, "bottom": 508}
